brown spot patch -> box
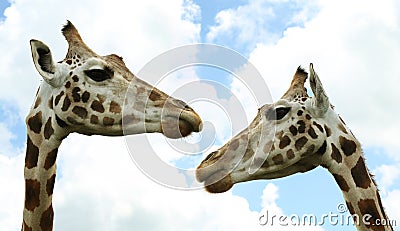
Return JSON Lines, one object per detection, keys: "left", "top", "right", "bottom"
{"left": 44, "top": 117, "right": 54, "bottom": 140}
{"left": 346, "top": 201, "right": 355, "bottom": 215}
{"left": 25, "top": 179, "right": 40, "bottom": 211}
{"left": 34, "top": 96, "right": 41, "bottom": 109}
{"left": 67, "top": 116, "right": 83, "bottom": 125}
{"left": 72, "top": 75, "right": 79, "bottom": 82}
{"left": 261, "top": 158, "right": 270, "bottom": 168}
{"left": 305, "top": 144, "right": 315, "bottom": 155}
{"left": 313, "top": 121, "right": 324, "bottom": 132}
{"left": 103, "top": 117, "right": 115, "bottom": 126}
{"left": 331, "top": 143, "right": 342, "bottom": 164}
{"left": 270, "top": 144, "right": 275, "bottom": 152}
{"left": 110, "top": 101, "right": 122, "bottom": 113}
{"left": 48, "top": 96, "right": 53, "bottom": 109}
{"left": 286, "top": 149, "right": 295, "bottom": 159}
{"left": 90, "top": 115, "right": 99, "bottom": 124}
{"left": 324, "top": 125, "right": 331, "bottom": 137}
{"left": 40, "top": 204, "right": 54, "bottom": 231}
{"left": 351, "top": 157, "right": 372, "bottom": 189}
{"left": 276, "top": 130, "right": 284, "bottom": 139}
{"left": 305, "top": 114, "right": 311, "bottom": 120}
{"left": 272, "top": 154, "right": 284, "bottom": 165}
{"left": 25, "top": 136, "right": 39, "bottom": 169}
{"left": 97, "top": 94, "right": 106, "bottom": 103}
{"left": 81, "top": 91, "right": 90, "bottom": 103}
{"left": 61, "top": 95, "right": 71, "bottom": 111}
{"left": 279, "top": 135, "right": 291, "bottom": 149}
{"left": 289, "top": 125, "right": 298, "bottom": 136}
{"left": 295, "top": 136, "right": 308, "bottom": 150}
{"left": 23, "top": 221, "right": 33, "bottom": 231}
{"left": 72, "top": 106, "right": 88, "bottom": 119}
{"left": 66, "top": 59, "right": 72, "bottom": 65}
{"left": 297, "top": 110, "right": 303, "bottom": 116}
{"left": 308, "top": 126, "right": 318, "bottom": 139}
{"left": 55, "top": 115, "right": 68, "bottom": 128}
{"left": 358, "top": 199, "right": 384, "bottom": 230}
{"left": 315, "top": 141, "right": 327, "bottom": 155}
{"left": 229, "top": 139, "right": 240, "bottom": 151}
{"left": 333, "top": 173, "right": 350, "bottom": 192}
{"left": 297, "top": 120, "right": 306, "bottom": 133}
{"left": 339, "top": 136, "right": 357, "bottom": 156}
{"left": 44, "top": 148, "right": 58, "bottom": 170}
{"left": 54, "top": 91, "right": 64, "bottom": 106}
{"left": 91, "top": 100, "right": 105, "bottom": 113}
{"left": 149, "top": 90, "right": 163, "bottom": 101}
{"left": 71, "top": 87, "right": 81, "bottom": 102}
{"left": 46, "top": 174, "right": 56, "bottom": 196}
{"left": 65, "top": 81, "right": 71, "bottom": 88}
{"left": 27, "top": 111, "right": 43, "bottom": 134}
{"left": 263, "top": 141, "right": 273, "bottom": 153}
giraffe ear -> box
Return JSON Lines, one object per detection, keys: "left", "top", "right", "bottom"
{"left": 309, "top": 63, "right": 330, "bottom": 117}
{"left": 30, "top": 39, "right": 66, "bottom": 87}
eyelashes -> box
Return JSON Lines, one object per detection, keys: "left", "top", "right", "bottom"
{"left": 84, "top": 67, "right": 113, "bottom": 82}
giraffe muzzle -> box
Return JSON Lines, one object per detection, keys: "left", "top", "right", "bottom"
{"left": 201, "top": 170, "right": 234, "bottom": 193}
{"left": 161, "top": 109, "right": 202, "bottom": 138}
{"left": 161, "top": 116, "right": 195, "bottom": 138}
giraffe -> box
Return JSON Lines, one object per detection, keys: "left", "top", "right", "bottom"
{"left": 23, "top": 21, "right": 202, "bottom": 231}
{"left": 196, "top": 64, "right": 393, "bottom": 231}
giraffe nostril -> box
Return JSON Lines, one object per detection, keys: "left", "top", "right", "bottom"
{"left": 203, "top": 151, "right": 216, "bottom": 162}
{"left": 172, "top": 99, "right": 192, "bottom": 110}
{"left": 184, "top": 104, "right": 193, "bottom": 111}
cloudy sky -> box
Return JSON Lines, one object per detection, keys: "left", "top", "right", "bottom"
{"left": 0, "top": 0, "right": 399, "bottom": 230}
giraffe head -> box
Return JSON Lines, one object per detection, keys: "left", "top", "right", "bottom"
{"left": 29, "top": 21, "right": 202, "bottom": 139}
{"left": 197, "top": 64, "right": 339, "bottom": 193}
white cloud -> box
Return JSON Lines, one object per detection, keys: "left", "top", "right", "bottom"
{"left": 0, "top": 153, "right": 24, "bottom": 231}
{"left": 206, "top": 0, "right": 275, "bottom": 49}
{"left": 52, "top": 135, "right": 265, "bottom": 231}
{"left": 374, "top": 164, "right": 400, "bottom": 226}
{"left": 246, "top": 0, "right": 400, "bottom": 160}
{"left": 0, "top": 123, "right": 16, "bottom": 156}
{"left": 373, "top": 164, "right": 400, "bottom": 193}
{"left": 383, "top": 189, "right": 400, "bottom": 227}
{"left": 206, "top": 0, "right": 318, "bottom": 51}
{"left": 259, "top": 183, "right": 325, "bottom": 230}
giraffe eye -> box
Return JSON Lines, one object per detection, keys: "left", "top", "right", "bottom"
{"left": 84, "top": 67, "right": 113, "bottom": 82}
{"left": 266, "top": 107, "right": 291, "bottom": 120}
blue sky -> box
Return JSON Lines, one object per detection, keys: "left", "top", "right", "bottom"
{"left": 0, "top": 0, "right": 10, "bottom": 20}
{"left": 0, "top": 0, "right": 399, "bottom": 230}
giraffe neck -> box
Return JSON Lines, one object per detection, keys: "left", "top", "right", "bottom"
{"left": 23, "top": 87, "right": 67, "bottom": 231}
{"left": 323, "top": 136, "right": 393, "bottom": 231}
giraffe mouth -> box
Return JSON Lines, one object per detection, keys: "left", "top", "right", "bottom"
{"left": 204, "top": 172, "right": 233, "bottom": 193}
{"left": 196, "top": 169, "right": 234, "bottom": 193}
{"left": 161, "top": 116, "right": 199, "bottom": 138}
